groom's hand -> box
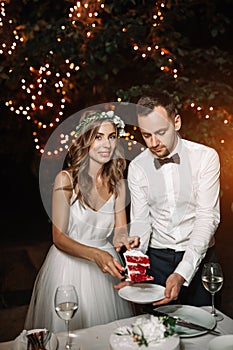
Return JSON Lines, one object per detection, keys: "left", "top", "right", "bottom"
{"left": 152, "top": 273, "right": 184, "bottom": 306}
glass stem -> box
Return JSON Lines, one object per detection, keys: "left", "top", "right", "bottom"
{"left": 211, "top": 293, "right": 216, "bottom": 316}
{"left": 65, "top": 320, "right": 71, "bottom": 349}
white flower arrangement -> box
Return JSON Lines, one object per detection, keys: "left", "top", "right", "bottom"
{"left": 75, "top": 110, "right": 125, "bottom": 137}
{"left": 116, "top": 315, "right": 176, "bottom": 347}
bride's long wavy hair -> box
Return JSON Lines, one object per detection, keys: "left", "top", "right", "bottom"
{"left": 65, "top": 110, "right": 126, "bottom": 208}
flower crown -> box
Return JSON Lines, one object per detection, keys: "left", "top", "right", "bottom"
{"left": 75, "top": 110, "right": 125, "bottom": 137}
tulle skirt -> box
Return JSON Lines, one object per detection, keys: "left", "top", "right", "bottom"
{"left": 24, "top": 244, "right": 134, "bottom": 333}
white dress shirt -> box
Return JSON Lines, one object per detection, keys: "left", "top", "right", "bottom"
{"left": 128, "top": 137, "right": 220, "bottom": 285}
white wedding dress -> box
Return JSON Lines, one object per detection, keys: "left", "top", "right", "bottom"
{"left": 24, "top": 177, "right": 134, "bottom": 332}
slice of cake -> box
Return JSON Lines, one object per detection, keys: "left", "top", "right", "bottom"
{"left": 109, "top": 315, "right": 180, "bottom": 350}
{"left": 123, "top": 250, "right": 154, "bottom": 283}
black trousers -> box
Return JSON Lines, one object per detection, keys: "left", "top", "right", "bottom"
{"left": 147, "top": 246, "right": 221, "bottom": 308}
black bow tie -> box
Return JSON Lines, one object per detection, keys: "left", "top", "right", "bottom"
{"left": 154, "top": 153, "right": 180, "bottom": 169}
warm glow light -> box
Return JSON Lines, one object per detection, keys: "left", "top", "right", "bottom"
{"left": 5, "top": 59, "right": 69, "bottom": 153}
{"left": 0, "top": 3, "right": 24, "bottom": 57}
{"left": 4, "top": 0, "right": 230, "bottom": 156}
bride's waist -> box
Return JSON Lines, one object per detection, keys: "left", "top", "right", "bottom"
{"left": 73, "top": 237, "right": 110, "bottom": 248}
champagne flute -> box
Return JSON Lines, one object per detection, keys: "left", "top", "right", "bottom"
{"left": 55, "top": 285, "right": 79, "bottom": 349}
{"left": 201, "top": 262, "right": 223, "bottom": 321}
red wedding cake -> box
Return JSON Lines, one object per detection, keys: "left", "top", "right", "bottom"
{"left": 123, "top": 250, "right": 154, "bottom": 283}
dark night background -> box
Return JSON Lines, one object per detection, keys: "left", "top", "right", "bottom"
{"left": 0, "top": 0, "right": 233, "bottom": 341}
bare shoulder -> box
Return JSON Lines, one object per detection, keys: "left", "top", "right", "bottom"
{"left": 54, "top": 170, "right": 73, "bottom": 189}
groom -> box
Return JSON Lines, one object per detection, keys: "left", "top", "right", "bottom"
{"left": 127, "top": 92, "right": 221, "bottom": 307}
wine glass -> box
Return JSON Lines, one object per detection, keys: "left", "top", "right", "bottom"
{"left": 55, "top": 285, "right": 79, "bottom": 349}
{"left": 201, "top": 262, "right": 224, "bottom": 321}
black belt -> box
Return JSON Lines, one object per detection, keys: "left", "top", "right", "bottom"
{"left": 149, "top": 247, "right": 182, "bottom": 253}
{"left": 149, "top": 246, "right": 214, "bottom": 254}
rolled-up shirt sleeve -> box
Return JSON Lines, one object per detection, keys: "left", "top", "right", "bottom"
{"left": 128, "top": 162, "right": 152, "bottom": 254}
{"left": 174, "top": 148, "right": 220, "bottom": 285}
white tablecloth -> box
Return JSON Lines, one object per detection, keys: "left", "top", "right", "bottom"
{"left": 1, "top": 307, "right": 233, "bottom": 349}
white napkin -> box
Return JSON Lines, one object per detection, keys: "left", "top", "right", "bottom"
{"left": 12, "top": 329, "right": 58, "bottom": 350}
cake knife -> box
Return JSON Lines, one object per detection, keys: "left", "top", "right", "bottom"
{"left": 151, "top": 309, "right": 221, "bottom": 336}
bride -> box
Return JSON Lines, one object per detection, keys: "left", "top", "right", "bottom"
{"left": 25, "top": 110, "right": 139, "bottom": 332}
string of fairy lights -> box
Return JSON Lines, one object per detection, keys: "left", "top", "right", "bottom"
{"left": 68, "top": 0, "right": 104, "bottom": 37}
{"left": 1, "top": 0, "right": 231, "bottom": 155}
{"left": 188, "top": 103, "right": 230, "bottom": 145}
{"left": 0, "top": 1, "right": 24, "bottom": 56}
{"left": 131, "top": 1, "right": 178, "bottom": 79}
{"left": 5, "top": 56, "right": 80, "bottom": 153}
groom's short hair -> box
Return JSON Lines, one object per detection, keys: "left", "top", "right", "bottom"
{"left": 136, "top": 92, "right": 177, "bottom": 120}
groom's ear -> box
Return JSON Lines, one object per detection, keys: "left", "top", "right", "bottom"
{"left": 174, "top": 114, "right": 181, "bottom": 131}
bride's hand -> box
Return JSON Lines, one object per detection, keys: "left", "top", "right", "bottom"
{"left": 93, "top": 249, "right": 124, "bottom": 279}
{"left": 114, "top": 280, "right": 134, "bottom": 290}
{"left": 113, "top": 235, "right": 140, "bottom": 252}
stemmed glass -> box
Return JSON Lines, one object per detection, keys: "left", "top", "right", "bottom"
{"left": 201, "top": 262, "right": 224, "bottom": 321}
{"left": 54, "top": 285, "right": 79, "bottom": 349}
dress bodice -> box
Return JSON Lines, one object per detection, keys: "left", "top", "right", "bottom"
{"left": 67, "top": 193, "right": 115, "bottom": 246}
